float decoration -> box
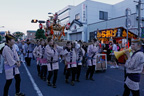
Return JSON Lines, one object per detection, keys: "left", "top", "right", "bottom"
{"left": 35, "top": 23, "right": 46, "bottom": 39}
{"left": 45, "top": 12, "right": 66, "bottom": 40}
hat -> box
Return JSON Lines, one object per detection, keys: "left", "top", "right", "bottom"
{"left": 5, "top": 34, "right": 15, "bottom": 40}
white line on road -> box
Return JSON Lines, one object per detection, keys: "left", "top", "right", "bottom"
{"left": 105, "top": 76, "right": 123, "bottom": 84}
{"left": 23, "top": 63, "right": 43, "bottom": 96}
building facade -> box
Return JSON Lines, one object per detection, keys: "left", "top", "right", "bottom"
{"left": 27, "top": 30, "right": 36, "bottom": 39}
{"left": 57, "top": 0, "right": 144, "bottom": 42}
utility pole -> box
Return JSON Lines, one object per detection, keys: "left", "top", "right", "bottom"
{"left": 134, "top": 0, "right": 144, "bottom": 37}
{"left": 125, "top": 8, "right": 131, "bottom": 48}
{"left": 138, "top": 0, "right": 141, "bottom": 37}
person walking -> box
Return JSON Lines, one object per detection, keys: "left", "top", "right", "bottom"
{"left": 86, "top": 38, "right": 99, "bottom": 81}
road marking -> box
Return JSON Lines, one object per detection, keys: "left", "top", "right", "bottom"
{"left": 105, "top": 76, "right": 123, "bottom": 84}
{"left": 23, "top": 63, "right": 43, "bottom": 96}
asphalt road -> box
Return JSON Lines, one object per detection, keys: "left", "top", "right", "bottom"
{"left": 0, "top": 59, "right": 144, "bottom": 96}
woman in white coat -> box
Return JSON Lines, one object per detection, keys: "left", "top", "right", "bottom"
{"left": 3, "top": 34, "right": 25, "bottom": 96}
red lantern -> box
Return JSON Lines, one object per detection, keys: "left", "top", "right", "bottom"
{"left": 39, "top": 23, "right": 43, "bottom": 29}
{"left": 66, "top": 22, "right": 70, "bottom": 30}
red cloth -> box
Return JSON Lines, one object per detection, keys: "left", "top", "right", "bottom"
{"left": 102, "top": 52, "right": 106, "bottom": 59}
{"left": 99, "top": 43, "right": 102, "bottom": 48}
{"left": 40, "top": 58, "right": 47, "bottom": 64}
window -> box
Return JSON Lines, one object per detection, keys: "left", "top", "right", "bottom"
{"left": 99, "top": 11, "right": 108, "bottom": 20}
{"left": 75, "top": 13, "right": 80, "bottom": 20}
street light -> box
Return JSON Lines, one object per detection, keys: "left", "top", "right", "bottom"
{"left": 0, "top": 26, "right": 4, "bottom": 28}
{"left": 31, "top": 19, "right": 38, "bottom": 23}
{"left": 48, "top": 12, "right": 54, "bottom": 15}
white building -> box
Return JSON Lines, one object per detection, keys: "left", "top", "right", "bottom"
{"left": 57, "top": 0, "right": 144, "bottom": 42}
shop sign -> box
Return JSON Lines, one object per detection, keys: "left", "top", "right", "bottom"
{"left": 82, "top": 4, "right": 86, "bottom": 23}
{"left": 96, "top": 28, "right": 135, "bottom": 38}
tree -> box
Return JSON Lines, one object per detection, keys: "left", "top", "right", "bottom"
{"left": 13, "top": 31, "right": 24, "bottom": 40}
{"left": 0, "top": 35, "right": 2, "bottom": 41}
{"left": 35, "top": 29, "right": 46, "bottom": 39}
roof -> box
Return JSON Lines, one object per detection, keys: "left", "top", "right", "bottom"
{"left": 27, "top": 30, "right": 36, "bottom": 33}
{"left": 70, "top": 19, "right": 83, "bottom": 28}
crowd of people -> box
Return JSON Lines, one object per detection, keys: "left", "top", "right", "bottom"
{"left": 0, "top": 34, "right": 144, "bottom": 96}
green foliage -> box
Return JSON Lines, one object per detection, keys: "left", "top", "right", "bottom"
{"left": 13, "top": 31, "right": 24, "bottom": 40}
{"left": 0, "top": 35, "right": 2, "bottom": 41}
{"left": 35, "top": 29, "right": 46, "bottom": 39}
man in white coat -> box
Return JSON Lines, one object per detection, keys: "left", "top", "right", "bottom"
{"left": 2, "top": 34, "right": 25, "bottom": 96}
{"left": 123, "top": 39, "right": 144, "bottom": 96}
{"left": 86, "top": 38, "right": 99, "bottom": 81}
{"left": 64, "top": 41, "right": 77, "bottom": 86}
{"left": 24, "top": 39, "right": 33, "bottom": 66}
{"left": 75, "top": 41, "right": 85, "bottom": 82}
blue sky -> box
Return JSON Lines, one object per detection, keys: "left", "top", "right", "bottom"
{"left": 0, "top": 0, "right": 124, "bottom": 34}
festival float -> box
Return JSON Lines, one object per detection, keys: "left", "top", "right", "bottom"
{"left": 44, "top": 13, "right": 66, "bottom": 40}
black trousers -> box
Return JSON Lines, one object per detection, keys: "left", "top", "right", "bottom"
{"left": 47, "top": 70, "right": 58, "bottom": 85}
{"left": 123, "top": 84, "right": 140, "bottom": 96}
{"left": 25, "top": 57, "right": 31, "bottom": 66}
{"left": 37, "top": 65, "right": 40, "bottom": 75}
{"left": 66, "top": 67, "right": 77, "bottom": 81}
{"left": 76, "top": 65, "right": 81, "bottom": 80}
{"left": 63, "top": 65, "right": 67, "bottom": 75}
{"left": 86, "top": 65, "right": 95, "bottom": 78}
{"left": 3, "top": 74, "right": 21, "bottom": 96}
{"left": 40, "top": 65, "right": 47, "bottom": 78}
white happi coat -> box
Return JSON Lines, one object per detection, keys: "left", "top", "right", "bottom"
{"left": 87, "top": 44, "right": 99, "bottom": 66}
{"left": 45, "top": 45, "right": 64, "bottom": 71}
{"left": 24, "top": 43, "right": 33, "bottom": 58}
{"left": 64, "top": 48, "right": 77, "bottom": 68}
{"left": 2, "top": 45, "right": 20, "bottom": 80}
{"left": 125, "top": 51, "right": 144, "bottom": 91}
{"left": 33, "top": 45, "right": 39, "bottom": 58}
{"left": 33, "top": 45, "right": 40, "bottom": 65}
{"left": 76, "top": 47, "right": 85, "bottom": 65}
